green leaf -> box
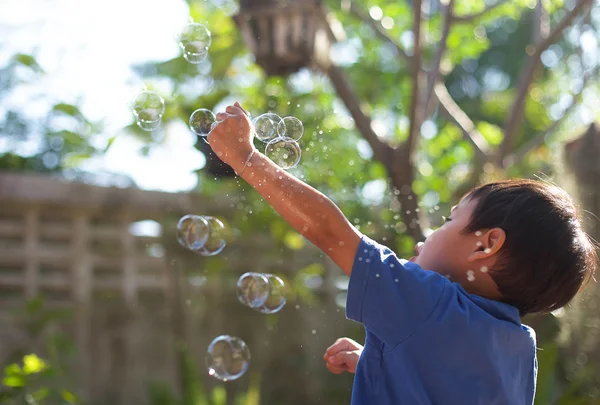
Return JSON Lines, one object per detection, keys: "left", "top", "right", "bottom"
{"left": 283, "top": 231, "right": 305, "bottom": 250}
{"left": 477, "top": 121, "right": 503, "bottom": 146}
{"left": 63, "top": 152, "right": 92, "bottom": 168}
{"left": 4, "top": 364, "right": 21, "bottom": 377}
{"left": 22, "top": 354, "right": 48, "bottom": 375}
{"left": 61, "top": 389, "right": 78, "bottom": 404}
{"left": 52, "top": 103, "right": 81, "bottom": 117}
{"left": 2, "top": 375, "right": 25, "bottom": 388}
{"left": 13, "top": 54, "right": 43, "bottom": 73}
{"left": 104, "top": 135, "right": 117, "bottom": 153}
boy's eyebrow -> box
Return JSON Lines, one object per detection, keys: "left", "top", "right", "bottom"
{"left": 450, "top": 205, "right": 457, "bottom": 213}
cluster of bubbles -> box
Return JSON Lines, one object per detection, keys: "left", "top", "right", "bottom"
{"left": 236, "top": 272, "right": 287, "bottom": 314}
{"left": 253, "top": 114, "right": 303, "bottom": 170}
{"left": 157, "top": 21, "right": 301, "bottom": 383}
{"left": 206, "top": 335, "right": 251, "bottom": 382}
{"left": 131, "top": 23, "right": 211, "bottom": 131}
{"left": 176, "top": 215, "right": 289, "bottom": 381}
{"left": 176, "top": 215, "right": 227, "bottom": 256}
{"left": 187, "top": 108, "right": 305, "bottom": 170}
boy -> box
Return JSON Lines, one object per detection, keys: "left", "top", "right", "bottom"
{"left": 209, "top": 103, "right": 598, "bottom": 404}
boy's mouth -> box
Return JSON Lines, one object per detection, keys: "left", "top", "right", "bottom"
{"left": 409, "top": 256, "right": 417, "bottom": 262}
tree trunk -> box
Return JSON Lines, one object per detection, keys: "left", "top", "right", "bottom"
{"left": 559, "top": 122, "right": 600, "bottom": 393}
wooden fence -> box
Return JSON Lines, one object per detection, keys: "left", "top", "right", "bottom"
{"left": 0, "top": 172, "right": 354, "bottom": 405}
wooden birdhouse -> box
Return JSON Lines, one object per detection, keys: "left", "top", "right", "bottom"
{"left": 233, "top": 0, "right": 334, "bottom": 76}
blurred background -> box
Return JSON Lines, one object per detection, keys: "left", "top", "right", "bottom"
{"left": 0, "top": 0, "right": 599, "bottom": 404}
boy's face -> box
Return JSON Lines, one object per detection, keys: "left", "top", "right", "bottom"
{"left": 410, "top": 196, "right": 482, "bottom": 279}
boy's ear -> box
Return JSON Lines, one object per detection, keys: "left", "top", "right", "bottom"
{"left": 467, "top": 228, "right": 506, "bottom": 262}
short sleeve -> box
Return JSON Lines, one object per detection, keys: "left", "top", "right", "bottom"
{"left": 346, "top": 235, "right": 448, "bottom": 347}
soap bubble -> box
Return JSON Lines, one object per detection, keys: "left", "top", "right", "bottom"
{"left": 176, "top": 215, "right": 210, "bottom": 251}
{"left": 257, "top": 274, "right": 287, "bottom": 314}
{"left": 189, "top": 108, "right": 216, "bottom": 136}
{"left": 277, "top": 116, "right": 304, "bottom": 141}
{"left": 178, "top": 23, "right": 211, "bottom": 64}
{"left": 237, "top": 272, "right": 269, "bottom": 309}
{"left": 265, "top": 137, "right": 301, "bottom": 169}
{"left": 197, "top": 216, "right": 227, "bottom": 256}
{"left": 137, "top": 118, "right": 162, "bottom": 132}
{"left": 176, "top": 215, "right": 227, "bottom": 255}
{"left": 206, "top": 335, "right": 250, "bottom": 381}
{"left": 252, "top": 113, "right": 283, "bottom": 143}
{"left": 132, "top": 91, "right": 165, "bottom": 132}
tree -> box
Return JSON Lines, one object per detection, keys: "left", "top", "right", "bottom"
{"left": 2, "top": 0, "right": 599, "bottom": 402}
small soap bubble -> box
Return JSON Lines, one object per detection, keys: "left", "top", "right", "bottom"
{"left": 178, "top": 23, "right": 211, "bottom": 64}
{"left": 206, "top": 335, "right": 250, "bottom": 381}
{"left": 176, "top": 215, "right": 210, "bottom": 251}
{"left": 257, "top": 274, "right": 287, "bottom": 314}
{"left": 265, "top": 137, "right": 301, "bottom": 170}
{"left": 190, "top": 108, "right": 216, "bottom": 136}
{"left": 198, "top": 216, "right": 228, "bottom": 256}
{"left": 252, "top": 113, "right": 283, "bottom": 143}
{"left": 237, "top": 272, "right": 269, "bottom": 309}
{"left": 132, "top": 91, "right": 165, "bottom": 132}
{"left": 277, "top": 116, "right": 304, "bottom": 141}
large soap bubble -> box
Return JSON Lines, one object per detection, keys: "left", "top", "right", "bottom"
{"left": 132, "top": 91, "right": 165, "bottom": 132}
{"left": 252, "top": 113, "right": 283, "bottom": 143}
{"left": 176, "top": 215, "right": 227, "bottom": 256}
{"left": 277, "top": 116, "right": 304, "bottom": 141}
{"left": 189, "top": 108, "right": 216, "bottom": 136}
{"left": 178, "top": 23, "right": 211, "bottom": 64}
{"left": 265, "top": 137, "right": 301, "bottom": 170}
{"left": 176, "top": 215, "right": 210, "bottom": 251}
{"left": 206, "top": 335, "right": 250, "bottom": 382}
{"left": 236, "top": 272, "right": 270, "bottom": 309}
{"left": 258, "top": 274, "right": 287, "bottom": 314}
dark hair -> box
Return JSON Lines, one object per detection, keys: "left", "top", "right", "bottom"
{"left": 461, "top": 179, "right": 598, "bottom": 315}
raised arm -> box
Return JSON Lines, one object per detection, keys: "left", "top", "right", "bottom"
{"left": 208, "top": 103, "right": 361, "bottom": 275}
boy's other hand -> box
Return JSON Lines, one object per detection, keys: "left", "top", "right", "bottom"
{"left": 208, "top": 102, "right": 255, "bottom": 173}
{"left": 323, "top": 337, "right": 363, "bottom": 374}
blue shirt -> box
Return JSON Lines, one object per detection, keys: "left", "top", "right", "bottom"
{"left": 346, "top": 236, "right": 537, "bottom": 405}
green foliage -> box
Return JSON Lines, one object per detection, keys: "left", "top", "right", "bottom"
{"left": 147, "top": 348, "right": 261, "bottom": 405}
{"left": 0, "top": 353, "right": 78, "bottom": 405}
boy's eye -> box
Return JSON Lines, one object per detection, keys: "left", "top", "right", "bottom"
{"left": 442, "top": 216, "right": 452, "bottom": 223}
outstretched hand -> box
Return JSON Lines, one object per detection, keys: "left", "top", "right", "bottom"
{"left": 323, "top": 337, "right": 363, "bottom": 375}
{"left": 208, "top": 102, "right": 255, "bottom": 173}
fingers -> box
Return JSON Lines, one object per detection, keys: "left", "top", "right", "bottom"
{"left": 225, "top": 105, "right": 245, "bottom": 116}
{"left": 234, "top": 101, "right": 249, "bottom": 116}
{"left": 215, "top": 112, "right": 228, "bottom": 122}
{"left": 327, "top": 351, "right": 353, "bottom": 366}
{"left": 326, "top": 363, "right": 347, "bottom": 375}
{"left": 326, "top": 337, "right": 360, "bottom": 356}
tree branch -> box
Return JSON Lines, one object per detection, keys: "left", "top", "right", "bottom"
{"left": 503, "top": 66, "right": 597, "bottom": 167}
{"left": 498, "top": 0, "right": 593, "bottom": 164}
{"left": 532, "top": 0, "right": 550, "bottom": 44}
{"left": 422, "top": 0, "right": 455, "bottom": 116}
{"left": 453, "top": 0, "right": 510, "bottom": 22}
{"left": 434, "top": 81, "right": 489, "bottom": 161}
{"left": 324, "top": 64, "right": 393, "bottom": 165}
{"left": 348, "top": 2, "right": 410, "bottom": 61}
{"left": 406, "top": 0, "right": 424, "bottom": 158}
